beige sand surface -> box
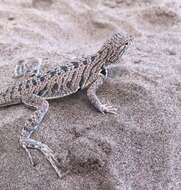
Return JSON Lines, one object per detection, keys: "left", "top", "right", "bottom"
{"left": 0, "top": 0, "right": 180, "bottom": 189}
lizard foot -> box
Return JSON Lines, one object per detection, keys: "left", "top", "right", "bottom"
{"left": 99, "top": 104, "right": 117, "bottom": 114}
{"left": 20, "top": 137, "right": 62, "bottom": 178}
{"left": 14, "top": 57, "right": 42, "bottom": 79}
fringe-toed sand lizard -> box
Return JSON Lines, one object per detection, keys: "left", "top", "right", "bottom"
{"left": 0, "top": 33, "right": 132, "bottom": 177}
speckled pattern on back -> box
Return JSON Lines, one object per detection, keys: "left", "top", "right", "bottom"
{"left": 0, "top": 33, "right": 131, "bottom": 106}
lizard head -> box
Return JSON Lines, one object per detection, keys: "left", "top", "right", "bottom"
{"left": 99, "top": 33, "right": 133, "bottom": 65}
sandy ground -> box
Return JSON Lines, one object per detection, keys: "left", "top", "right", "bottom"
{"left": 0, "top": 0, "right": 181, "bottom": 190}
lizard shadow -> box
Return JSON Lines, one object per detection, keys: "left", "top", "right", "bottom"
{"left": 49, "top": 89, "right": 100, "bottom": 114}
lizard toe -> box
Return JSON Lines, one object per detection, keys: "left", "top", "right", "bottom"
{"left": 100, "top": 104, "right": 117, "bottom": 114}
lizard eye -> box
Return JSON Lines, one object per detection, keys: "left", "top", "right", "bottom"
{"left": 125, "top": 42, "right": 129, "bottom": 45}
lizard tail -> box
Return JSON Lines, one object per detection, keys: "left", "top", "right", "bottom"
{"left": 0, "top": 86, "right": 21, "bottom": 107}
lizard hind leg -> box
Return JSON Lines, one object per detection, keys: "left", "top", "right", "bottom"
{"left": 14, "top": 57, "right": 42, "bottom": 79}
{"left": 19, "top": 95, "right": 62, "bottom": 178}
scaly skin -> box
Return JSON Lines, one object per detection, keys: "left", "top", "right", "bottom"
{"left": 0, "top": 33, "right": 132, "bottom": 177}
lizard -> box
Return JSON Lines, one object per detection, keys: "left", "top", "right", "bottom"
{"left": 0, "top": 32, "right": 132, "bottom": 178}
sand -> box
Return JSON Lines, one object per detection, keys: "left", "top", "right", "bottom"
{"left": 0, "top": 0, "right": 180, "bottom": 190}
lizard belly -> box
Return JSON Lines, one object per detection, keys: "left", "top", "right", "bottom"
{"left": 42, "top": 89, "right": 78, "bottom": 100}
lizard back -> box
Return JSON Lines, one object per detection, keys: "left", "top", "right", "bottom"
{"left": 0, "top": 32, "right": 132, "bottom": 107}
{"left": 0, "top": 54, "right": 101, "bottom": 106}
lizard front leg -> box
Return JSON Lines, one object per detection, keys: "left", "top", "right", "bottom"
{"left": 19, "top": 94, "right": 62, "bottom": 178}
{"left": 87, "top": 74, "right": 117, "bottom": 114}
{"left": 14, "top": 57, "right": 42, "bottom": 78}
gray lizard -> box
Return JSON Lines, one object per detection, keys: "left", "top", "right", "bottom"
{"left": 0, "top": 33, "right": 132, "bottom": 177}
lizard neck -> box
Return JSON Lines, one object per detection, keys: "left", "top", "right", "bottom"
{"left": 96, "top": 45, "right": 110, "bottom": 66}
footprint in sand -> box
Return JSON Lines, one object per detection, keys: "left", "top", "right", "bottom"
{"left": 138, "top": 6, "right": 180, "bottom": 31}
{"left": 32, "top": 0, "right": 53, "bottom": 9}
{"left": 65, "top": 136, "right": 113, "bottom": 175}
{"left": 102, "top": 0, "right": 158, "bottom": 8}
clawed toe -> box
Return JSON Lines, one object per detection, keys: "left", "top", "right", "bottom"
{"left": 20, "top": 137, "right": 63, "bottom": 178}
{"left": 40, "top": 145, "right": 62, "bottom": 178}
{"left": 100, "top": 104, "right": 117, "bottom": 114}
{"left": 22, "top": 143, "right": 35, "bottom": 166}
